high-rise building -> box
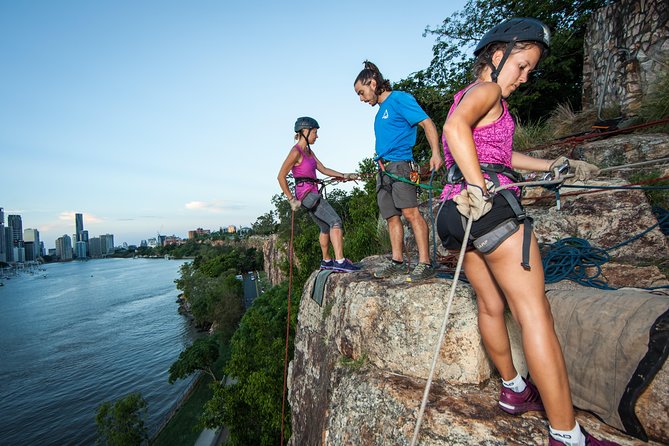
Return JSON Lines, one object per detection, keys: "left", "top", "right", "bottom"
{"left": 88, "top": 237, "right": 102, "bottom": 258}
{"left": 100, "top": 234, "right": 114, "bottom": 255}
{"left": 23, "top": 228, "right": 41, "bottom": 260}
{"left": 56, "top": 234, "right": 73, "bottom": 260}
{"left": 7, "top": 215, "right": 23, "bottom": 263}
{"left": 0, "top": 207, "right": 5, "bottom": 263}
{"left": 8, "top": 215, "right": 23, "bottom": 247}
{"left": 75, "top": 213, "right": 84, "bottom": 242}
{"left": 3, "top": 226, "right": 12, "bottom": 262}
{"left": 75, "top": 241, "right": 87, "bottom": 259}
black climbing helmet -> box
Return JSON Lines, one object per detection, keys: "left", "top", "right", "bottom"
{"left": 474, "top": 18, "right": 551, "bottom": 83}
{"left": 474, "top": 18, "right": 550, "bottom": 57}
{"left": 294, "top": 117, "right": 320, "bottom": 133}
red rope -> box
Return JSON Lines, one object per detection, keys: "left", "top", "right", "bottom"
{"left": 280, "top": 210, "right": 295, "bottom": 446}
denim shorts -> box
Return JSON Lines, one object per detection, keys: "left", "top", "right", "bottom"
{"left": 301, "top": 192, "right": 343, "bottom": 234}
{"left": 376, "top": 160, "right": 418, "bottom": 219}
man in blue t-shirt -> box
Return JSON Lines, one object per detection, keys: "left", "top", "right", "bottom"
{"left": 354, "top": 61, "right": 443, "bottom": 282}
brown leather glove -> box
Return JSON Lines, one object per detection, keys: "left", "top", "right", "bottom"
{"left": 550, "top": 156, "right": 600, "bottom": 181}
{"left": 453, "top": 182, "right": 495, "bottom": 221}
{"left": 569, "top": 160, "right": 600, "bottom": 181}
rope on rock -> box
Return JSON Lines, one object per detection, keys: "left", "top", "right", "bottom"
{"left": 542, "top": 208, "right": 669, "bottom": 290}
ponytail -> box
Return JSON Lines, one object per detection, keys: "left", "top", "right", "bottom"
{"left": 354, "top": 60, "right": 392, "bottom": 95}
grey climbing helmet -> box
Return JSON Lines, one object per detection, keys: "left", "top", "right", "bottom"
{"left": 294, "top": 117, "right": 320, "bottom": 133}
{"left": 474, "top": 18, "right": 550, "bottom": 83}
{"left": 474, "top": 18, "right": 550, "bottom": 56}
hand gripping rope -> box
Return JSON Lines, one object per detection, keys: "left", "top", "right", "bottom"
{"left": 409, "top": 175, "right": 571, "bottom": 446}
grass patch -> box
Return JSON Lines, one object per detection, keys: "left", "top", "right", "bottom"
{"left": 150, "top": 375, "right": 214, "bottom": 446}
{"left": 339, "top": 353, "right": 367, "bottom": 372}
{"left": 638, "top": 64, "right": 669, "bottom": 132}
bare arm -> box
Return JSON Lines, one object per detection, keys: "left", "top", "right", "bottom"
{"left": 277, "top": 148, "right": 300, "bottom": 200}
{"left": 313, "top": 154, "right": 345, "bottom": 178}
{"left": 417, "top": 117, "right": 443, "bottom": 171}
{"left": 511, "top": 152, "right": 552, "bottom": 171}
{"left": 442, "top": 83, "right": 502, "bottom": 192}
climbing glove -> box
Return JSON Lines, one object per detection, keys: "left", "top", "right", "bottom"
{"left": 569, "top": 159, "right": 600, "bottom": 181}
{"left": 453, "top": 181, "right": 495, "bottom": 221}
{"left": 343, "top": 173, "right": 360, "bottom": 180}
{"left": 550, "top": 156, "right": 600, "bottom": 181}
{"left": 289, "top": 198, "right": 302, "bottom": 211}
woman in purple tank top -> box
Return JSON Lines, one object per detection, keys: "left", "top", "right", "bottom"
{"left": 436, "top": 19, "right": 613, "bottom": 446}
{"left": 278, "top": 117, "right": 361, "bottom": 273}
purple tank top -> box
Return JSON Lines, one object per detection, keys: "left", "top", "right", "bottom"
{"left": 291, "top": 144, "right": 319, "bottom": 200}
{"left": 441, "top": 84, "right": 517, "bottom": 200}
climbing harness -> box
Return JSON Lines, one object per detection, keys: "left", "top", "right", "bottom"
{"left": 444, "top": 162, "right": 536, "bottom": 269}
{"left": 376, "top": 158, "right": 443, "bottom": 192}
{"left": 410, "top": 176, "right": 569, "bottom": 445}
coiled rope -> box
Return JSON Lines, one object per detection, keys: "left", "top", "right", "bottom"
{"left": 542, "top": 208, "right": 669, "bottom": 290}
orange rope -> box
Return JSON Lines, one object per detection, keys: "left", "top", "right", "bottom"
{"left": 280, "top": 210, "right": 295, "bottom": 446}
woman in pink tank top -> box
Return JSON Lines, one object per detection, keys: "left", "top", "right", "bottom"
{"left": 436, "top": 19, "right": 613, "bottom": 446}
{"left": 278, "top": 117, "right": 361, "bottom": 273}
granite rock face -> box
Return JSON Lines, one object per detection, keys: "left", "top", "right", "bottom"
{"left": 287, "top": 262, "right": 669, "bottom": 445}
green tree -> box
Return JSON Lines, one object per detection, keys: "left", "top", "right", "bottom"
{"left": 168, "top": 337, "right": 220, "bottom": 383}
{"left": 95, "top": 392, "right": 148, "bottom": 446}
{"left": 200, "top": 283, "right": 295, "bottom": 445}
{"left": 252, "top": 210, "right": 279, "bottom": 235}
{"left": 395, "top": 0, "right": 608, "bottom": 163}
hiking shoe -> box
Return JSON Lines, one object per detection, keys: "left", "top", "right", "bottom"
{"left": 373, "top": 259, "right": 407, "bottom": 278}
{"left": 320, "top": 260, "right": 334, "bottom": 270}
{"left": 331, "top": 259, "right": 360, "bottom": 273}
{"left": 406, "top": 263, "right": 436, "bottom": 282}
{"left": 548, "top": 428, "right": 621, "bottom": 446}
{"left": 498, "top": 378, "right": 544, "bottom": 415}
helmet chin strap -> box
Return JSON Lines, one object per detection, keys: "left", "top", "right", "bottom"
{"left": 487, "top": 41, "right": 516, "bottom": 83}
{"left": 302, "top": 128, "right": 314, "bottom": 151}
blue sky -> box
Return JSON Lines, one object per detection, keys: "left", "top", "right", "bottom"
{"left": 1, "top": 0, "right": 467, "bottom": 249}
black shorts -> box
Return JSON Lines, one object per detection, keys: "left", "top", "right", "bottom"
{"left": 436, "top": 195, "right": 520, "bottom": 250}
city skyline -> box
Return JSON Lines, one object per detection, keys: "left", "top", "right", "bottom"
{"left": 0, "top": 207, "right": 239, "bottom": 252}
{"left": 1, "top": 1, "right": 468, "bottom": 249}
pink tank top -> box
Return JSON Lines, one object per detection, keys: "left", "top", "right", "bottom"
{"left": 441, "top": 84, "right": 517, "bottom": 200}
{"left": 290, "top": 144, "right": 319, "bottom": 200}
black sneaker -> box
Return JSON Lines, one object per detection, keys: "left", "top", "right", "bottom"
{"left": 406, "top": 263, "right": 435, "bottom": 282}
{"left": 373, "top": 260, "right": 407, "bottom": 278}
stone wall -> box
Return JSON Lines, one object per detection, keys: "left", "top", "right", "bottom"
{"left": 582, "top": 0, "right": 669, "bottom": 117}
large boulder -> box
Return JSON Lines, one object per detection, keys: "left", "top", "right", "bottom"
{"left": 288, "top": 265, "right": 669, "bottom": 445}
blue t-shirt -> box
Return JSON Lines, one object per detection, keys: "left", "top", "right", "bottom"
{"left": 374, "top": 91, "right": 428, "bottom": 161}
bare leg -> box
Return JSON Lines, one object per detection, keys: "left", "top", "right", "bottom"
{"left": 330, "top": 227, "right": 344, "bottom": 260}
{"left": 387, "top": 215, "right": 404, "bottom": 262}
{"left": 463, "top": 250, "right": 516, "bottom": 379}
{"left": 482, "top": 227, "right": 575, "bottom": 430}
{"left": 318, "top": 232, "right": 330, "bottom": 260}
{"left": 401, "top": 206, "right": 431, "bottom": 264}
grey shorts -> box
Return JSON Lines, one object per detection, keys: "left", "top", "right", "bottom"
{"left": 301, "top": 192, "right": 343, "bottom": 234}
{"left": 376, "top": 160, "right": 418, "bottom": 219}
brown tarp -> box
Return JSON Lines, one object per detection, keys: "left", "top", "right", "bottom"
{"left": 546, "top": 287, "right": 669, "bottom": 440}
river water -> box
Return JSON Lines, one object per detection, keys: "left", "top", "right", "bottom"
{"left": 0, "top": 258, "right": 198, "bottom": 445}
